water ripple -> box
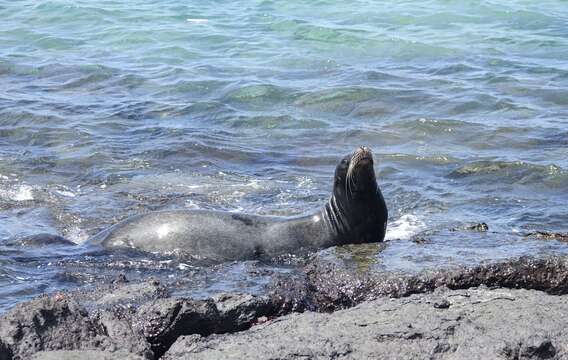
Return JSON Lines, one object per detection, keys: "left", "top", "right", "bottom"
{"left": 1, "top": 0, "right": 568, "bottom": 312}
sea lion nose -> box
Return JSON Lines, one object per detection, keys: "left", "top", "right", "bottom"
{"left": 351, "top": 146, "right": 373, "bottom": 163}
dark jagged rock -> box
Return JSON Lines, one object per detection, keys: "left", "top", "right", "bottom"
{"left": 269, "top": 255, "right": 568, "bottom": 312}
{"left": 0, "top": 338, "right": 12, "bottom": 360}
{"left": 268, "top": 271, "right": 314, "bottom": 315}
{"left": 0, "top": 280, "right": 275, "bottom": 359}
{"left": 135, "top": 298, "right": 219, "bottom": 357}
{"left": 0, "top": 294, "right": 153, "bottom": 360}
{"left": 135, "top": 293, "right": 275, "bottom": 358}
{"left": 211, "top": 293, "right": 275, "bottom": 332}
{"left": 3, "top": 255, "right": 568, "bottom": 359}
{"left": 162, "top": 287, "right": 568, "bottom": 359}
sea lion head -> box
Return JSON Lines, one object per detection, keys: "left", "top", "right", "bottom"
{"left": 334, "top": 146, "right": 377, "bottom": 199}
{"left": 328, "top": 146, "right": 387, "bottom": 244}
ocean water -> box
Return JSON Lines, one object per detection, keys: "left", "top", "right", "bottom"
{"left": 1, "top": 0, "right": 568, "bottom": 312}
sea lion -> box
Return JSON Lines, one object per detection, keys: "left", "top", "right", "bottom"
{"left": 89, "top": 146, "right": 388, "bottom": 261}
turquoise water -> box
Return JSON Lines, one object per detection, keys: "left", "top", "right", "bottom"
{"left": 1, "top": 0, "right": 568, "bottom": 312}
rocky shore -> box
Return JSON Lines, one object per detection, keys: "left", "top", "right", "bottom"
{"left": 2, "top": 255, "right": 568, "bottom": 359}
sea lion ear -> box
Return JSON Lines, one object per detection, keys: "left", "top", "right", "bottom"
{"left": 334, "top": 170, "right": 346, "bottom": 188}
{"left": 334, "top": 173, "right": 343, "bottom": 185}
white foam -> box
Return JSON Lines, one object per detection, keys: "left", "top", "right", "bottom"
{"left": 242, "top": 179, "right": 262, "bottom": 189}
{"left": 185, "top": 185, "right": 203, "bottom": 189}
{"left": 178, "top": 263, "right": 191, "bottom": 270}
{"left": 0, "top": 184, "right": 34, "bottom": 201}
{"left": 296, "top": 176, "right": 314, "bottom": 188}
{"left": 55, "top": 189, "right": 76, "bottom": 198}
{"left": 385, "top": 214, "right": 426, "bottom": 241}
{"left": 65, "top": 226, "right": 87, "bottom": 244}
{"left": 13, "top": 185, "right": 34, "bottom": 201}
{"left": 184, "top": 200, "right": 201, "bottom": 209}
{"left": 186, "top": 18, "right": 209, "bottom": 24}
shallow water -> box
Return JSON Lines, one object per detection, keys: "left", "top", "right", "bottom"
{"left": 1, "top": 0, "right": 568, "bottom": 313}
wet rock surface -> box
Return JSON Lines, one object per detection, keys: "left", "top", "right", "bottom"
{"left": 269, "top": 255, "right": 568, "bottom": 312}
{"left": 1, "top": 255, "right": 568, "bottom": 359}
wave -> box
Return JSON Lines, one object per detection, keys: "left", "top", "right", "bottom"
{"left": 449, "top": 160, "right": 568, "bottom": 188}
{"left": 385, "top": 214, "right": 426, "bottom": 241}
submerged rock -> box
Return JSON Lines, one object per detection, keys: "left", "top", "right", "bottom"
{"left": 526, "top": 231, "right": 568, "bottom": 243}
{"left": 6, "top": 233, "right": 76, "bottom": 247}
{"left": 450, "top": 222, "right": 489, "bottom": 232}
{"left": 466, "top": 222, "right": 489, "bottom": 232}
